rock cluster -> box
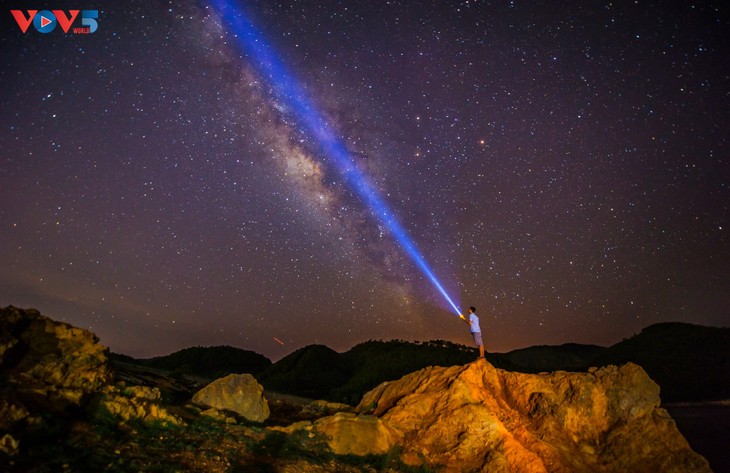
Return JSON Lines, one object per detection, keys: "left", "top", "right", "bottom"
{"left": 91, "top": 385, "right": 183, "bottom": 425}
{"left": 0, "top": 306, "right": 182, "bottom": 449}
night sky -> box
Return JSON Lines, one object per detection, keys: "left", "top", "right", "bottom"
{"left": 1, "top": 0, "right": 727, "bottom": 360}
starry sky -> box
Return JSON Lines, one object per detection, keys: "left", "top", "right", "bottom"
{"left": 1, "top": 0, "right": 728, "bottom": 360}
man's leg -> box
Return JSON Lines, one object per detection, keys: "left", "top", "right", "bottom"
{"left": 474, "top": 332, "right": 485, "bottom": 359}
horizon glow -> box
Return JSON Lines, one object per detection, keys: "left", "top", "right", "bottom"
{"left": 209, "top": 0, "right": 462, "bottom": 316}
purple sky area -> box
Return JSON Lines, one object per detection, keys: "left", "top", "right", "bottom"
{"left": 1, "top": 0, "right": 727, "bottom": 360}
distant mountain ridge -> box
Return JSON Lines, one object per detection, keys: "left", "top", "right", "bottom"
{"left": 115, "top": 322, "right": 730, "bottom": 404}
{"left": 260, "top": 339, "right": 477, "bottom": 403}
{"left": 498, "top": 342, "right": 606, "bottom": 373}
{"left": 112, "top": 345, "right": 271, "bottom": 380}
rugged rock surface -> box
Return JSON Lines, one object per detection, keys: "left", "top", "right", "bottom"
{"left": 269, "top": 412, "right": 402, "bottom": 457}
{"left": 192, "top": 373, "right": 270, "bottom": 422}
{"left": 0, "top": 307, "right": 188, "bottom": 439}
{"left": 0, "top": 306, "right": 113, "bottom": 406}
{"left": 313, "top": 412, "right": 402, "bottom": 456}
{"left": 90, "top": 385, "right": 183, "bottom": 425}
{"left": 354, "top": 359, "right": 711, "bottom": 472}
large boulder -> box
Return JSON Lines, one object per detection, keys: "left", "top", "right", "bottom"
{"left": 355, "top": 360, "right": 711, "bottom": 472}
{"left": 0, "top": 306, "right": 113, "bottom": 405}
{"left": 192, "top": 373, "right": 269, "bottom": 422}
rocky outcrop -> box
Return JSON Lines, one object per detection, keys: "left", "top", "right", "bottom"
{"left": 0, "top": 306, "right": 113, "bottom": 405}
{"left": 353, "top": 359, "right": 710, "bottom": 472}
{"left": 90, "top": 385, "right": 183, "bottom": 425}
{"left": 0, "top": 306, "right": 186, "bottom": 435}
{"left": 192, "top": 373, "right": 270, "bottom": 422}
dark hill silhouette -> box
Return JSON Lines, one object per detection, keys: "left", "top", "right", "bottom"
{"left": 334, "top": 339, "right": 477, "bottom": 403}
{"left": 499, "top": 343, "right": 605, "bottom": 373}
{"left": 257, "top": 339, "right": 502, "bottom": 403}
{"left": 257, "top": 344, "right": 350, "bottom": 399}
{"left": 589, "top": 322, "right": 730, "bottom": 402}
{"left": 113, "top": 345, "right": 271, "bottom": 380}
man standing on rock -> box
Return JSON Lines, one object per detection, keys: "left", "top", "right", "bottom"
{"left": 460, "top": 307, "right": 485, "bottom": 359}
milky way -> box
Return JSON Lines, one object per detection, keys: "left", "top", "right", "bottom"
{"left": 1, "top": 0, "right": 727, "bottom": 359}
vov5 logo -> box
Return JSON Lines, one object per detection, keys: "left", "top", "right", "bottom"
{"left": 11, "top": 10, "right": 99, "bottom": 34}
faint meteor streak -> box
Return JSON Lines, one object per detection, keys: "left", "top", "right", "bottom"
{"left": 273, "top": 336, "right": 285, "bottom": 346}
{"left": 208, "top": 0, "right": 462, "bottom": 316}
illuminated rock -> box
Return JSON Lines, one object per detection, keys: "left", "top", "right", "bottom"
{"left": 90, "top": 385, "right": 183, "bottom": 425}
{"left": 356, "top": 360, "right": 711, "bottom": 472}
{"left": 268, "top": 411, "right": 402, "bottom": 457}
{"left": 0, "top": 306, "right": 113, "bottom": 406}
{"left": 192, "top": 373, "right": 270, "bottom": 422}
{"left": 313, "top": 412, "right": 402, "bottom": 456}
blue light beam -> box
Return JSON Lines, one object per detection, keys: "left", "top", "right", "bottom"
{"left": 210, "top": 0, "right": 462, "bottom": 316}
